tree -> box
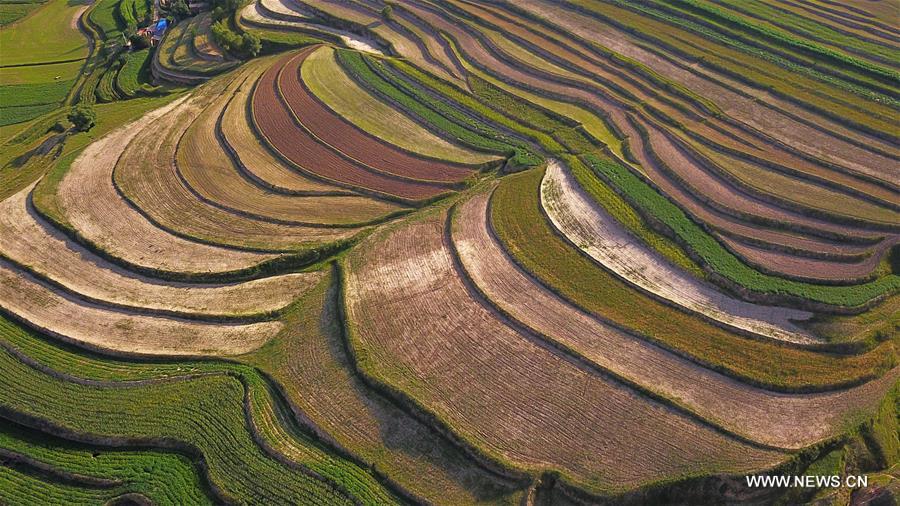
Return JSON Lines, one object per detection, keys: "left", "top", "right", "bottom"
{"left": 241, "top": 32, "right": 261, "bottom": 57}
{"left": 170, "top": 0, "right": 190, "bottom": 19}
{"left": 68, "top": 105, "right": 97, "bottom": 132}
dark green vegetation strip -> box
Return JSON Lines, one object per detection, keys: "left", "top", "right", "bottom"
{"left": 603, "top": 0, "right": 898, "bottom": 106}
{"left": 0, "top": 420, "right": 213, "bottom": 505}
{"left": 583, "top": 153, "right": 900, "bottom": 308}
{"left": 0, "top": 314, "right": 402, "bottom": 505}
{"left": 489, "top": 168, "right": 897, "bottom": 391}
{"left": 335, "top": 49, "right": 541, "bottom": 168}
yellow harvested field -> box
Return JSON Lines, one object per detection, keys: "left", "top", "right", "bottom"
{"left": 57, "top": 97, "right": 280, "bottom": 274}
{"left": 0, "top": 259, "right": 281, "bottom": 356}
{"left": 0, "top": 185, "right": 322, "bottom": 318}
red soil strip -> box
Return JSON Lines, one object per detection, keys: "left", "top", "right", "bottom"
{"left": 279, "top": 50, "right": 473, "bottom": 183}
{"left": 252, "top": 50, "right": 447, "bottom": 202}
{"left": 719, "top": 234, "right": 897, "bottom": 283}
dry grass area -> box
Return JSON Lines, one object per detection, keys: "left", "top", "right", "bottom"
{"left": 344, "top": 208, "right": 785, "bottom": 494}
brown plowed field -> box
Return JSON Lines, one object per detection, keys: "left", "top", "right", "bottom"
{"left": 114, "top": 91, "right": 359, "bottom": 251}
{"left": 0, "top": 185, "right": 322, "bottom": 318}
{"left": 720, "top": 235, "right": 896, "bottom": 283}
{"left": 177, "top": 69, "right": 405, "bottom": 226}
{"left": 280, "top": 49, "right": 473, "bottom": 183}
{"left": 344, "top": 209, "right": 785, "bottom": 493}
{"left": 452, "top": 187, "right": 899, "bottom": 449}
{"left": 57, "top": 97, "right": 279, "bottom": 274}
{"left": 0, "top": 259, "right": 281, "bottom": 356}
{"left": 252, "top": 50, "right": 449, "bottom": 202}
{"left": 220, "top": 60, "right": 348, "bottom": 194}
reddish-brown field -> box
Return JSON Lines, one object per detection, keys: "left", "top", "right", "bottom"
{"left": 252, "top": 50, "right": 451, "bottom": 202}
{"left": 278, "top": 49, "right": 474, "bottom": 183}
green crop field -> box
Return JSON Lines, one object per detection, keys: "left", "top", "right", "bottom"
{"left": 0, "top": 0, "right": 897, "bottom": 503}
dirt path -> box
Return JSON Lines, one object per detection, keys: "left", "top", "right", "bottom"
{"left": 541, "top": 160, "right": 815, "bottom": 343}
{"left": 452, "top": 187, "right": 899, "bottom": 449}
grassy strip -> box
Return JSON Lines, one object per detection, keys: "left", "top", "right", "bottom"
{"left": 452, "top": 66, "right": 704, "bottom": 276}
{"left": 335, "top": 49, "right": 538, "bottom": 168}
{"left": 490, "top": 168, "right": 896, "bottom": 391}
{"left": 583, "top": 152, "right": 900, "bottom": 308}
{"left": 0, "top": 420, "right": 213, "bottom": 505}
{"left": 656, "top": 0, "right": 899, "bottom": 88}
{"left": 0, "top": 465, "right": 117, "bottom": 505}
{"left": 605, "top": 0, "right": 898, "bottom": 106}
{"left": 0, "top": 315, "right": 402, "bottom": 505}
{"left": 564, "top": 0, "right": 897, "bottom": 139}
{"left": 115, "top": 48, "right": 157, "bottom": 98}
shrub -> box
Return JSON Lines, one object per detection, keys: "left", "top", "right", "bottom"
{"left": 68, "top": 105, "right": 97, "bottom": 132}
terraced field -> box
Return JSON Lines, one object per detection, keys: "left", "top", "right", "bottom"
{"left": 0, "top": 0, "right": 897, "bottom": 504}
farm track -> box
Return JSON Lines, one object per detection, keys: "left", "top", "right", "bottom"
{"left": 56, "top": 97, "right": 281, "bottom": 274}
{"left": 344, "top": 208, "right": 786, "bottom": 495}
{"left": 539, "top": 161, "right": 815, "bottom": 342}
{"left": 452, "top": 187, "right": 900, "bottom": 449}
{"left": 0, "top": 185, "right": 321, "bottom": 319}
{"left": 252, "top": 50, "right": 449, "bottom": 202}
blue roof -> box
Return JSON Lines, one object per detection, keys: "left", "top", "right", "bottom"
{"left": 155, "top": 19, "right": 168, "bottom": 31}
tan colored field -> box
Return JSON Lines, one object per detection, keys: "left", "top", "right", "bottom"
{"left": 452, "top": 187, "right": 899, "bottom": 449}
{"left": 344, "top": 208, "right": 785, "bottom": 494}
{"left": 0, "top": 259, "right": 281, "bottom": 356}
{"left": 57, "top": 97, "right": 280, "bottom": 274}
{"left": 0, "top": 185, "right": 322, "bottom": 318}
